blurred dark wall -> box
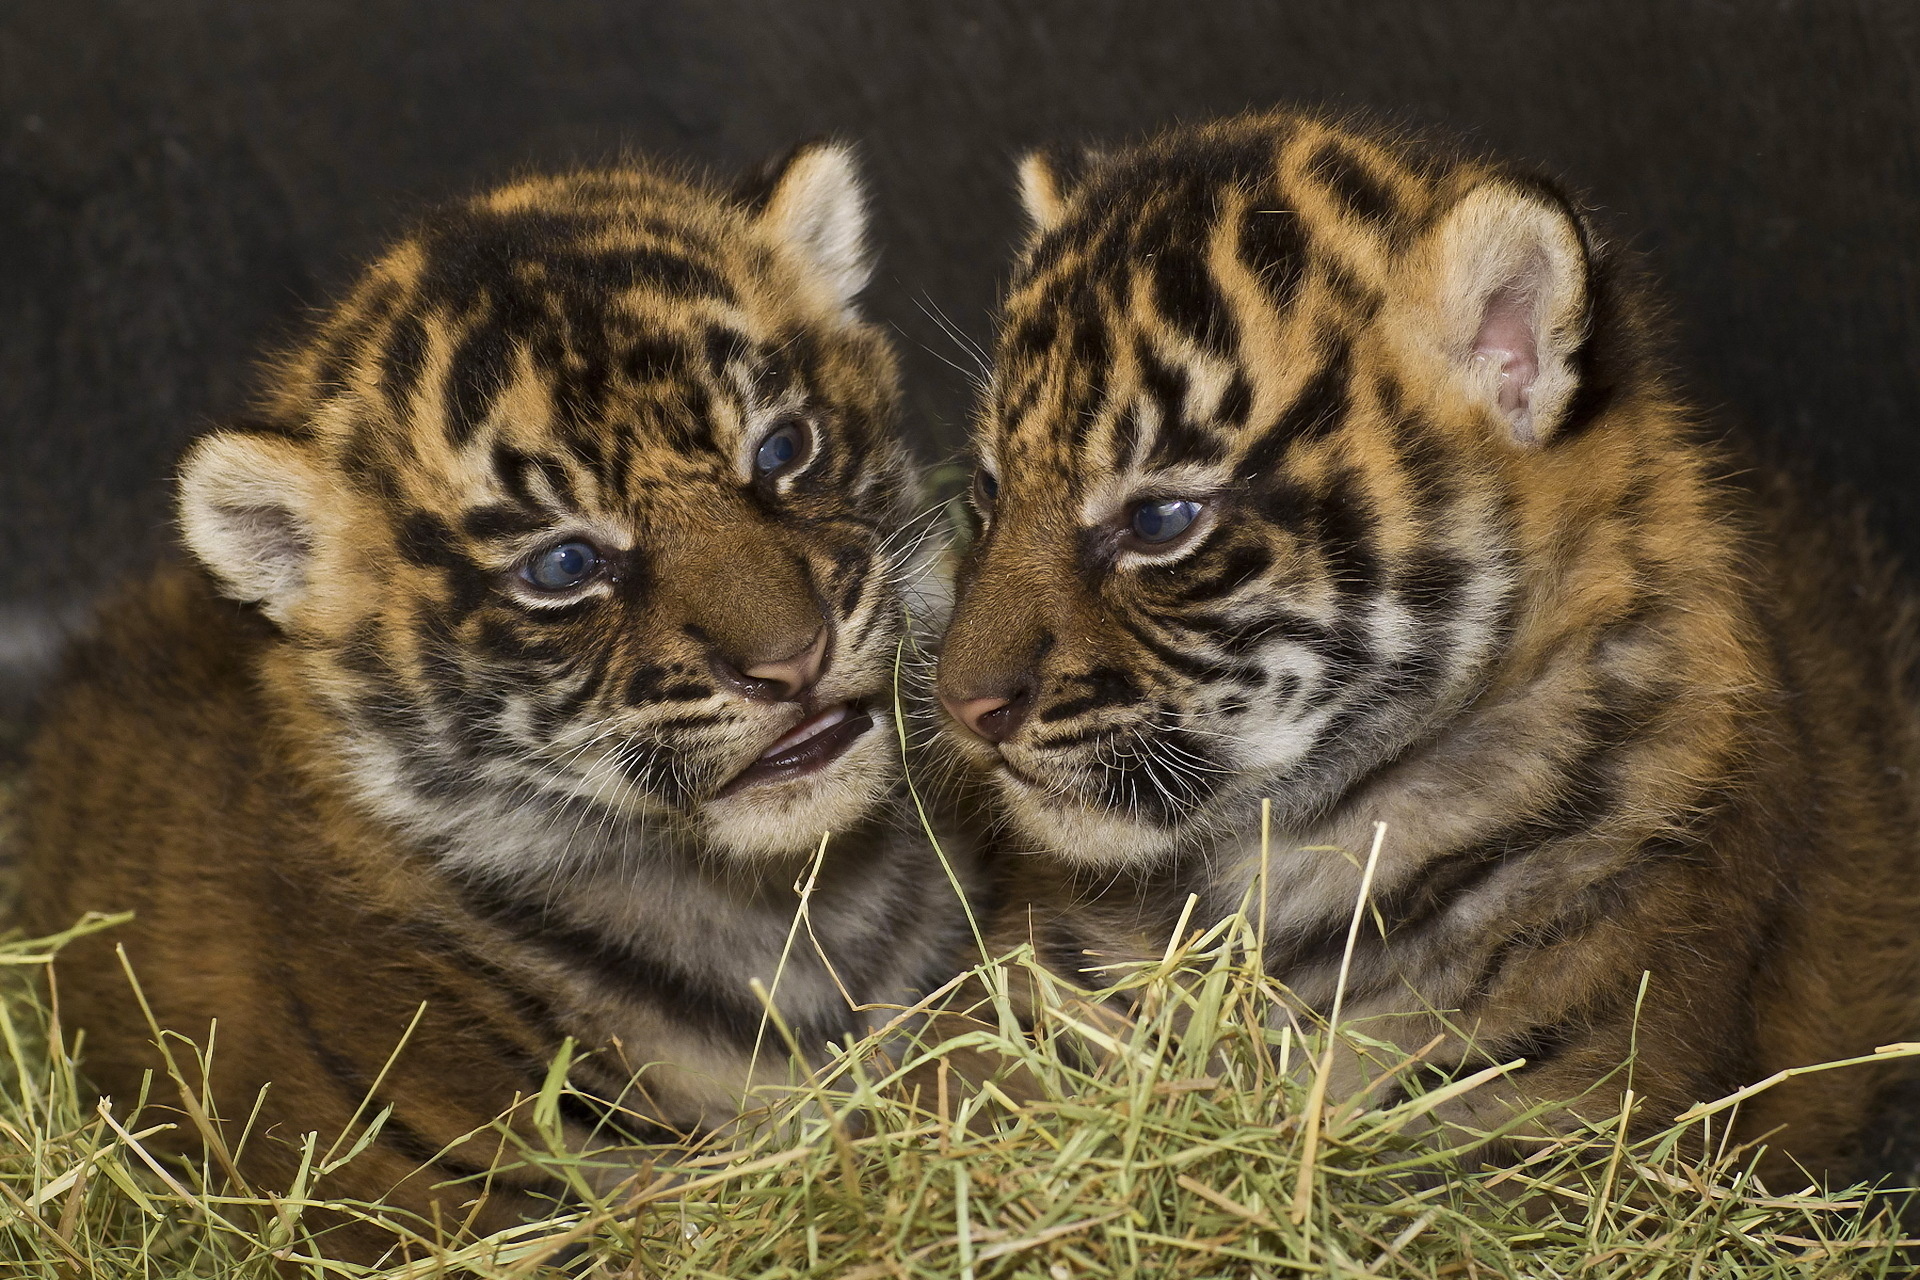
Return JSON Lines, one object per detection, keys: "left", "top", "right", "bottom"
{"left": 2, "top": 0, "right": 1916, "bottom": 703}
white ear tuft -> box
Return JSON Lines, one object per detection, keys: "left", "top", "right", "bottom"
{"left": 757, "top": 141, "right": 873, "bottom": 318}
{"left": 1016, "top": 151, "right": 1070, "bottom": 232}
{"left": 177, "top": 430, "right": 326, "bottom": 624}
{"left": 1429, "top": 183, "right": 1589, "bottom": 446}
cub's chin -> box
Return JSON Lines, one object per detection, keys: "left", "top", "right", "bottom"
{"left": 699, "top": 714, "right": 899, "bottom": 859}
{"left": 997, "top": 778, "right": 1173, "bottom": 869}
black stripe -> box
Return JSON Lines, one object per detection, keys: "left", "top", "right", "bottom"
{"left": 1237, "top": 201, "right": 1308, "bottom": 310}
{"left": 625, "top": 663, "right": 711, "bottom": 705}
{"left": 443, "top": 311, "right": 516, "bottom": 445}
{"left": 378, "top": 308, "right": 430, "bottom": 410}
{"left": 1143, "top": 189, "right": 1237, "bottom": 356}
{"left": 556, "top": 1091, "right": 686, "bottom": 1147}
{"left": 1307, "top": 141, "right": 1399, "bottom": 229}
{"left": 461, "top": 502, "right": 550, "bottom": 543}
{"left": 1170, "top": 541, "right": 1273, "bottom": 605}
{"left": 451, "top": 876, "right": 774, "bottom": 1051}
{"left": 279, "top": 976, "right": 500, "bottom": 1183}
{"left": 1036, "top": 666, "right": 1141, "bottom": 723}
{"left": 1240, "top": 343, "right": 1352, "bottom": 480}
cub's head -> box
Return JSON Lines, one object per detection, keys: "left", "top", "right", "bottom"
{"left": 940, "top": 113, "right": 1669, "bottom": 866}
{"left": 179, "top": 144, "right": 927, "bottom": 870}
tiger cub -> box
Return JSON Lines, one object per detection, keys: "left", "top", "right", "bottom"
{"left": 937, "top": 110, "right": 1920, "bottom": 1184}
{"left": 19, "top": 143, "right": 976, "bottom": 1254}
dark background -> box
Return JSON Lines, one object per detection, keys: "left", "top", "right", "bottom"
{"left": 3, "top": 0, "right": 1916, "bottom": 722}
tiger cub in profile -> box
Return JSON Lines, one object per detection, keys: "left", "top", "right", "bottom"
{"left": 20, "top": 143, "right": 976, "bottom": 1255}
{"left": 937, "top": 110, "right": 1920, "bottom": 1184}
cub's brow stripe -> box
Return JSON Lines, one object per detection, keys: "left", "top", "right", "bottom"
{"left": 1238, "top": 341, "right": 1353, "bottom": 479}
{"left": 1306, "top": 140, "right": 1401, "bottom": 228}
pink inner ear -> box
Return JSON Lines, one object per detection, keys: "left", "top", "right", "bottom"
{"left": 1473, "top": 285, "right": 1540, "bottom": 434}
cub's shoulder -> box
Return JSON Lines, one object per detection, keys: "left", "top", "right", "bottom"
{"left": 42, "top": 562, "right": 271, "bottom": 728}
{"left": 19, "top": 564, "right": 284, "bottom": 930}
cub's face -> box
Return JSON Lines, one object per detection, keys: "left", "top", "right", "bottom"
{"left": 939, "top": 118, "right": 1606, "bottom": 866}
{"left": 180, "top": 147, "right": 929, "bottom": 868}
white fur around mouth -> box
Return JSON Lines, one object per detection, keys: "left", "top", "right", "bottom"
{"left": 759, "top": 704, "right": 852, "bottom": 760}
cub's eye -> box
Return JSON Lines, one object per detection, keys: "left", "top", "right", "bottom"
{"left": 523, "top": 539, "right": 603, "bottom": 592}
{"left": 1128, "top": 499, "right": 1202, "bottom": 546}
{"left": 973, "top": 467, "right": 999, "bottom": 513}
{"left": 754, "top": 417, "right": 812, "bottom": 477}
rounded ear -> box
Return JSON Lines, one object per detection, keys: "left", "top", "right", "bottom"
{"left": 176, "top": 430, "right": 327, "bottom": 624}
{"left": 1425, "top": 181, "right": 1590, "bottom": 447}
{"left": 1016, "top": 150, "right": 1071, "bottom": 232}
{"left": 1014, "top": 145, "right": 1104, "bottom": 234}
{"left": 745, "top": 139, "right": 873, "bottom": 319}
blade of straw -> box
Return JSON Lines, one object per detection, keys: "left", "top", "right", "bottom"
{"left": 1290, "top": 821, "right": 1386, "bottom": 1225}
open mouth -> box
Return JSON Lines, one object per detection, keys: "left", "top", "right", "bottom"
{"left": 718, "top": 703, "right": 875, "bottom": 796}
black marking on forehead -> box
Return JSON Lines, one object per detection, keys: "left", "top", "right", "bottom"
{"left": 1217, "top": 372, "right": 1254, "bottom": 428}
{"left": 702, "top": 324, "right": 751, "bottom": 380}
{"left": 1305, "top": 141, "right": 1400, "bottom": 231}
{"left": 397, "top": 509, "right": 464, "bottom": 570}
{"left": 379, "top": 308, "right": 430, "bottom": 411}
{"left": 1143, "top": 410, "right": 1227, "bottom": 471}
{"left": 414, "top": 205, "right": 735, "bottom": 310}
{"left": 1139, "top": 185, "right": 1237, "bottom": 359}
{"left": 1238, "top": 202, "right": 1309, "bottom": 311}
{"left": 492, "top": 445, "right": 579, "bottom": 513}
{"left": 446, "top": 316, "right": 517, "bottom": 445}
{"left": 340, "top": 422, "right": 402, "bottom": 502}
{"left": 1030, "top": 274, "right": 1113, "bottom": 402}
{"left": 1132, "top": 335, "right": 1190, "bottom": 450}
{"left": 1001, "top": 310, "right": 1053, "bottom": 367}
{"left": 1238, "top": 342, "right": 1353, "bottom": 480}
{"left": 656, "top": 381, "right": 718, "bottom": 460}
{"left": 623, "top": 333, "right": 690, "bottom": 383}
{"left": 460, "top": 503, "right": 550, "bottom": 543}
{"left": 1070, "top": 131, "right": 1278, "bottom": 237}
{"left": 1109, "top": 404, "right": 1146, "bottom": 473}
{"left": 1319, "top": 260, "right": 1385, "bottom": 325}
{"left": 312, "top": 277, "right": 403, "bottom": 401}
{"left": 393, "top": 201, "right": 749, "bottom": 457}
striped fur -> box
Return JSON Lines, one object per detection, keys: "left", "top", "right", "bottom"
{"left": 19, "top": 145, "right": 977, "bottom": 1257}
{"left": 938, "top": 111, "right": 1920, "bottom": 1183}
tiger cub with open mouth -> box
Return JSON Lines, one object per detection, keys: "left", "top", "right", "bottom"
{"left": 19, "top": 142, "right": 977, "bottom": 1255}
{"left": 937, "top": 110, "right": 1920, "bottom": 1184}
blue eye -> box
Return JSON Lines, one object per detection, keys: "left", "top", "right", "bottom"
{"left": 1129, "top": 499, "right": 1202, "bottom": 545}
{"left": 525, "top": 540, "right": 602, "bottom": 592}
{"left": 754, "top": 419, "right": 810, "bottom": 476}
{"left": 974, "top": 468, "right": 999, "bottom": 509}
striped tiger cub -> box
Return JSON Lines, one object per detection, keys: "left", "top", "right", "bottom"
{"left": 19, "top": 143, "right": 977, "bottom": 1255}
{"left": 937, "top": 110, "right": 1920, "bottom": 1183}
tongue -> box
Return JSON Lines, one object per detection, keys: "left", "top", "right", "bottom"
{"left": 760, "top": 704, "right": 850, "bottom": 760}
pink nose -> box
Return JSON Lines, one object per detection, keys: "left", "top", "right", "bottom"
{"left": 714, "top": 628, "right": 829, "bottom": 702}
{"left": 939, "top": 691, "right": 1030, "bottom": 744}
